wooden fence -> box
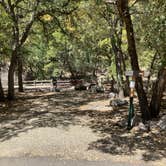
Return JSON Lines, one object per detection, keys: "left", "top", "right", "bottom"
{"left": 13, "top": 79, "right": 72, "bottom": 91}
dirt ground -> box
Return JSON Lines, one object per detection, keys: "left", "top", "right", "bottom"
{"left": 0, "top": 90, "right": 165, "bottom": 165}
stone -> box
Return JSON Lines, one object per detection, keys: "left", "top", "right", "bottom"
{"left": 108, "top": 92, "right": 117, "bottom": 99}
{"left": 110, "top": 99, "right": 128, "bottom": 107}
{"left": 130, "top": 126, "right": 139, "bottom": 133}
{"left": 138, "top": 122, "right": 147, "bottom": 131}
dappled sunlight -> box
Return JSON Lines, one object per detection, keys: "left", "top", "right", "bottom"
{"left": 79, "top": 99, "right": 113, "bottom": 112}
{"left": 0, "top": 90, "right": 165, "bottom": 163}
{"left": 0, "top": 126, "right": 100, "bottom": 159}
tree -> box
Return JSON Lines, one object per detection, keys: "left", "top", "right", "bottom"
{"left": 150, "top": 67, "right": 166, "bottom": 118}
{"left": 0, "top": 67, "right": 5, "bottom": 101}
{"left": 44, "top": 0, "right": 111, "bottom": 78}
{"left": 116, "top": 0, "right": 151, "bottom": 121}
{"left": 133, "top": 0, "right": 166, "bottom": 118}
{"left": 0, "top": 0, "right": 40, "bottom": 99}
{"left": 24, "top": 0, "right": 83, "bottom": 79}
{"left": 0, "top": 5, "right": 11, "bottom": 101}
{"left": 101, "top": 2, "right": 129, "bottom": 96}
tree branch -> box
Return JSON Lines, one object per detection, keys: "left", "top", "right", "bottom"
{"left": 19, "top": 0, "right": 40, "bottom": 46}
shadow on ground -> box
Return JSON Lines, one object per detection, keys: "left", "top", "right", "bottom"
{"left": 0, "top": 90, "right": 165, "bottom": 161}
{"left": 88, "top": 109, "right": 166, "bottom": 161}
{"left": 0, "top": 91, "right": 106, "bottom": 141}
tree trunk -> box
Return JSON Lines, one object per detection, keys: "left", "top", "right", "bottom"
{"left": 0, "top": 79, "right": 4, "bottom": 101}
{"left": 18, "top": 57, "right": 24, "bottom": 92}
{"left": 150, "top": 67, "right": 166, "bottom": 118}
{"left": 109, "top": 18, "right": 124, "bottom": 96}
{"left": 147, "top": 51, "right": 158, "bottom": 91}
{"left": 2, "top": 0, "right": 39, "bottom": 100}
{"left": 108, "top": 13, "right": 129, "bottom": 97}
{"left": 117, "top": 0, "right": 151, "bottom": 121}
{"left": 7, "top": 50, "right": 17, "bottom": 100}
{"left": 0, "top": 68, "right": 5, "bottom": 101}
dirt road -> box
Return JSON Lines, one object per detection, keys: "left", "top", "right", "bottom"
{"left": 0, "top": 91, "right": 165, "bottom": 165}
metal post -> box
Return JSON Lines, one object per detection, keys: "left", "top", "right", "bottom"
{"left": 127, "top": 76, "right": 135, "bottom": 129}
{"left": 125, "top": 70, "right": 150, "bottom": 129}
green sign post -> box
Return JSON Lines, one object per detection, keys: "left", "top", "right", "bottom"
{"left": 125, "top": 70, "right": 150, "bottom": 129}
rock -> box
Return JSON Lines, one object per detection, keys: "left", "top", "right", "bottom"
{"left": 108, "top": 92, "right": 117, "bottom": 99}
{"left": 110, "top": 99, "right": 128, "bottom": 107}
{"left": 88, "top": 85, "right": 104, "bottom": 93}
{"left": 130, "top": 126, "right": 139, "bottom": 133}
{"left": 138, "top": 122, "right": 147, "bottom": 131}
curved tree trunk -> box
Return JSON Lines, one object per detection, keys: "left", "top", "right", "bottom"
{"left": 117, "top": 0, "right": 151, "bottom": 121}
{"left": 150, "top": 67, "right": 166, "bottom": 118}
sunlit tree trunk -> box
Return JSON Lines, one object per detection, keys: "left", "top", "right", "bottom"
{"left": 117, "top": 0, "right": 151, "bottom": 121}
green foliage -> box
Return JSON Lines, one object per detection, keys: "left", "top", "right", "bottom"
{"left": 134, "top": 0, "right": 166, "bottom": 70}
{"left": 0, "top": 6, "right": 12, "bottom": 59}
{"left": 0, "top": 0, "right": 165, "bottom": 80}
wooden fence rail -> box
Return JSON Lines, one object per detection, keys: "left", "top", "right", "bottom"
{"left": 13, "top": 79, "right": 72, "bottom": 91}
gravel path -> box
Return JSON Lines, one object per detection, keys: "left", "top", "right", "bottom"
{"left": 0, "top": 157, "right": 156, "bottom": 166}
{"left": 0, "top": 91, "right": 165, "bottom": 166}
{"left": 0, "top": 125, "right": 160, "bottom": 166}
